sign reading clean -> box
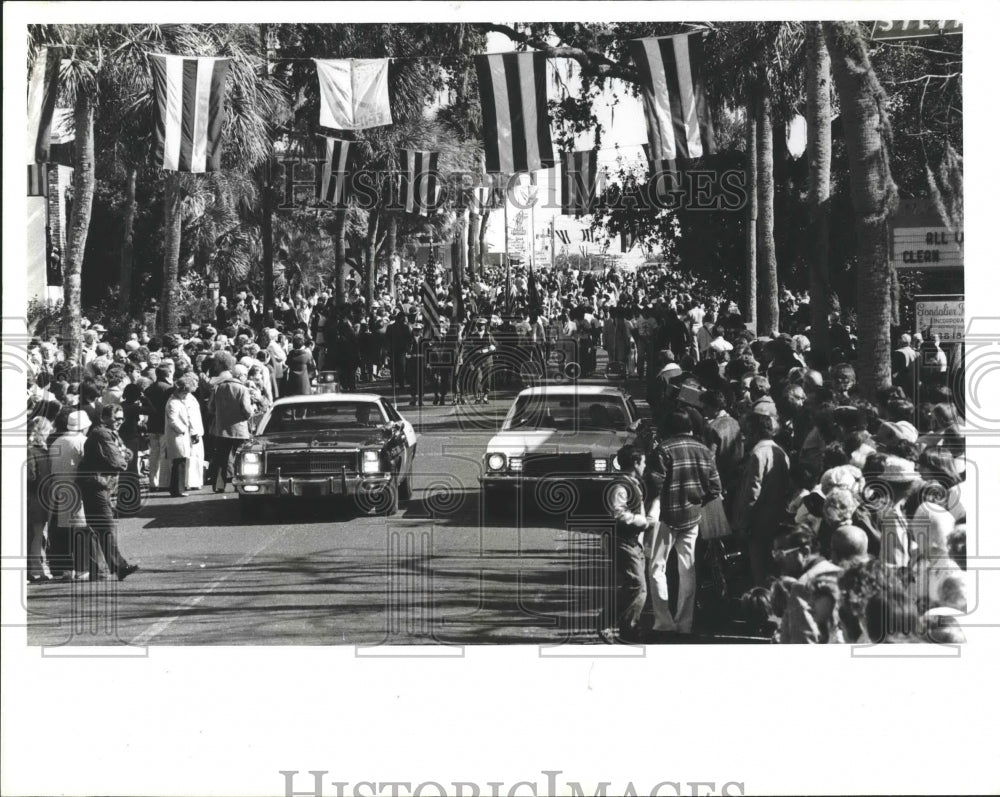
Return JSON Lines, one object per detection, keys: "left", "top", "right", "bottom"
{"left": 892, "top": 227, "right": 963, "bottom": 268}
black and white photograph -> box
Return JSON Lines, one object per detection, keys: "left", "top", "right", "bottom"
{"left": 3, "top": 2, "right": 998, "bottom": 795}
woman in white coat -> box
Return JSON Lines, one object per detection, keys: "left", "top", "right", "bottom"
{"left": 184, "top": 385, "right": 205, "bottom": 490}
{"left": 164, "top": 375, "right": 198, "bottom": 498}
{"left": 49, "top": 411, "right": 100, "bottom": 580}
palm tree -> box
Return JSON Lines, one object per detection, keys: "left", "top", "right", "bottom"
{"left": 755, "top": 86, "right": 779, "bottom": 336}
{"left": 805, "top": 22, "right": 833, "bottom": 359}
{"left": 744, "top": 106, "right": 758, "bottom": 330}
{"left": 823, "top": 22, "right": 898, "bottom": 397}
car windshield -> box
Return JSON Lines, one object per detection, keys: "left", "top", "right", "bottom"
{"left": 260, "top": 402, "right": 388, "bottom": 435}
{"left": 502, "top": 394, "right": 631, "bottom": 432}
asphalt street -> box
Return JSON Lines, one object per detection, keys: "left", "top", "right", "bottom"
{"left": 25, "top": 394, "right": 634, "bottom": 647}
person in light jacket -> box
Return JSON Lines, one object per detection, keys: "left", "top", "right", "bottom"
{"left": 184, "top": 382, "right": 206, "bottom": 490}
{"left": 164, "top": 375, "right": 199, "bottom": 497}
{"left": 49, "top": 411, "right": 100, "bottom": 579}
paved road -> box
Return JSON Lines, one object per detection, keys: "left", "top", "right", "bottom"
{"left": 26, "top": 384, "right": 767, "bottom": 647}
{"left": 26, "top": 395, "right": 627, "bottom": 647}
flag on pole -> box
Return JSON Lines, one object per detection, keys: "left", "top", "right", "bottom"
{"left": 399, "top": 150, "right": 440, "bottom": 216}
{"left": 629, "top": 33, "right": 715, "bottom": 165}
{"left": 560, "top": 149, "right": 600, "bottom": 215}
{"left": 149, "top": 54, "right": 231, "bottom": 173}
{"left": 27, "top": 164, "right": 48, "bottom": 197}
{"left": 422, "top": 278, "right": 441, "bottom": 329}
{"left": 527, "top": 264, "right": 541, "bottom": 314}
{"left": 475, "top": 52, "right": 555, "bottom": 174}
{"left": 314, "top": 58, "right": 392, "bottom": 131}
{"left": 317, "top": 137, "right": 354, "bottom": 208}
{"left": 555, "top": 230, "right": 571, "bottom": 246}
{"left": 27, "top": 47, "right": 61, "bottom": 164}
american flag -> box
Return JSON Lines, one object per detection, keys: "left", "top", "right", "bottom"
{"left": 317, "top": 137, "right": 353, "bottom": 208}
{"left": 555, "top": 230, "right": 571, "bottom": 246}
{"left": 400, "top": 149, "right": 440, "bottom": 216}
{"left": 582, "top": 229, "right": 596, "bottom": 243}
{"left": 560, "top": 149, "right": 600, "bottom": 216}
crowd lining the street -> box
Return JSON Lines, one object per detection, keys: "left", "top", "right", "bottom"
{"left": 25, "top": 260, "right": 967, "bottom": 645}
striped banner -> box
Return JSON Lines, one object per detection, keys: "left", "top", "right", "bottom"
{"left": 582, "top": 229, "right": 595, "bottom": 243}
{"left": 629, "top": 33, "right": 715, "bottom": 164}
{"left": 27, "top": 47, "right": 61, "bottom": 164}
{"left": 400, "top": 149, "right": 440, "bottom": 216}
{"left": 149, "top": 54, "right": 231, "bottom": 173}
{"left": 317, "top": 137, "right": 353, "bottom": 208}
{"left": 560, "top": 150, "right": 599, "bottom": 216}
{"left": 475, "top": 52, "right": 555, "bottom": 174}
{"left": 555, "top": 230, "right": 571, "bottom": 246}
{"left": 27, "top": 163, "right": 48, "bottom": 197}
{"left": 421, "top": 279, "right": 441, "bottom": 329}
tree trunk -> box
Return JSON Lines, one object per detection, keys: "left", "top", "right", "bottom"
{"left": 118, "top": 166, "right": 137, "bottom": 314}
{"left": 259, "top": 23, "right": 275, "bottom": 325}
{"left": 824, "top": 22, "right": 897, "bottom": 397}
{"left": 364, "top": 210, "right": 379, "bottom": 307}
{"left": 62, "top": 92, "right": 95, "bottom": 362}
{"left": 468, "top": 209, "right": 480, "bottom": 279}
{"left": 385, "top": 213, "right": 398, "bottom": 300}
{"left": 458, "top": 209, "right": 469, "bottom": 284}
{"left": 744, "top": 103, "right": 758, "bottom": 330}
{"left": 479, "top": 209, "right": 491, "bottom": 274}
{"left": 756, "top": 88, "right": 780, "bottom": 337}
{"left": 334, "top": 208, "right": 347, "bottom": 308}
{"left": 806, "top": 22, "right": 833, "bottom": 360}
{"left": 161, "top": 172, "right": 184, "bottom": 336}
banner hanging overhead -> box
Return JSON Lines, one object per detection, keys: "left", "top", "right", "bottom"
{"left": 560, "top": 150, "right": 600, "bottom": 216}
{"left": 27, "top": 46, "right": 61, "bottom": 164}
{"left": 318, "top": 137, "right": 354, "bottom": 208}
{"left": 149, "top": 54, "right": 231, "bottom": 173}
{"left": 629, "top": 33, "right": 716, "bottom": 165}
{"left": 475, "top": 52, "right": 555, "bottom": 174}
{"left": 314, "top": 58, "right": 392, "bottom": 131}
{"left": 400, "top": 149, "right": 440, "bottom": 216}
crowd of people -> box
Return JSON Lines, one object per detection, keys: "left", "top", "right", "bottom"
{"left": 23, "top": 257, "right": 967, "bottom": 647}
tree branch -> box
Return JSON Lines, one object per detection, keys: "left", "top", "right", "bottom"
{"left": 479, "top": 23, "right": 642, "bottom": 84}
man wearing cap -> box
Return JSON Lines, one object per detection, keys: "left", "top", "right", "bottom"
{"left": 78, "top": 404, "right": 139, "bottom": 580}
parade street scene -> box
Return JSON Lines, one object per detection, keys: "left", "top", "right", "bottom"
{"left": 19, "top": 18, "right": 968, "bottom": 648}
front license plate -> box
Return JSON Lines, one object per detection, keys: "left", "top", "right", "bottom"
{"left": 299, "top": 482, "right": 325, "bottom": 497}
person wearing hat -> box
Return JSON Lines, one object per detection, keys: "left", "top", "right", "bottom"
{"left": 863, "top": 454, "right": 922, "bottom": 568}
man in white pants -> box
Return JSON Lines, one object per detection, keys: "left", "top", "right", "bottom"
{"left": 646, "top": 410, "right": 722, "bottom": 634}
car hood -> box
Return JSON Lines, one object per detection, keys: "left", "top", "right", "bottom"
{"left": 251, "top": 428, "right": 392, "bottom": 450}
{"left": 485, "top": 430, "right": 635, "bottom": 457}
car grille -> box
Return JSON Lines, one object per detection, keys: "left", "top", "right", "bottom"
{"left": 265, "top": 450, "right": 358, "bottom": 475}
{"left": 522, "top": 453, "right": 593, "bottom": 477}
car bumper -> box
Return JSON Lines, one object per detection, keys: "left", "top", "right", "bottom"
{"left": 479, "top": 473, "right": 619, "bottom": 488}
{"left": 234, "top": 472, "right": 392, "bottom": 497}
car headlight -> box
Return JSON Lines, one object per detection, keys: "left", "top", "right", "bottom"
{"left": 362, "top": 450, "right": 381, "bottom": 474}
{"left": 242, "top": 451, "right": 261, "bottom": 477}
{"left": 593, "top": 457, "right": 608, "bottom": 472}
{"left": 509, "top": 456, "right": 523, "bottom": 472}
{"left": 486, "top": 453, "right": 506, "bottom": 471}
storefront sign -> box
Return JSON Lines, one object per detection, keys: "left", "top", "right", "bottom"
{"left": 891, "top": 226, "right": 963, "bottom": 269}
{"left": 915, "top": 294, "right": 965, "bottom": 342}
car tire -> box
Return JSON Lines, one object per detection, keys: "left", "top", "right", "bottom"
{"left": 384, "top": 481, "right": 400, "bottom": 516}
{"left": 399, "top": 473, "right": 413, "bottom": 503}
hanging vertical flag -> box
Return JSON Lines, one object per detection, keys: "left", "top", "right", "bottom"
{"left": 27, "top": 164, "right": 48, "bottom": 197}
{"left": 314, "top": 58, "right": 392, "bottom": 131}
{"left": 582, "top": 229, "right": 595, "bottom": 243}
{"left": 149, "top": 54, "right": 231, "bottom": 173}
{"left": 621, "top": 228, "right": 638, "bottom": 253}
{"left": 560, "top": 149, "right": 600, "bottom": 215}
{"left": 422, "top": 277, "right": 441, "bottom": 329}
{"left": 316, "top": 137, "right": 354, "bottom": 208}
{"left": 475, "top": 52, "right": 555, "bottom": 174}
{"left": 629, "top": 33, "right": 716, "bottom": 165}
{"left": 579, "top": 244, "right": 589, "bottom": 257}
{"left": 555, "top": 230, "right": 571, "bottom": 246}
{"left": 27, "top": 46, "right": 61, "bottom": 164}
{"left": 399, "top": 149, "right": 440, "bottom": 216}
